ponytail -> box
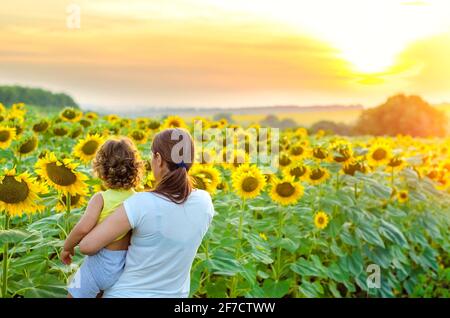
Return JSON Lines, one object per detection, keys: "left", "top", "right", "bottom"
{"left": 151, "top": 129, "right": 194, "bottom": 204}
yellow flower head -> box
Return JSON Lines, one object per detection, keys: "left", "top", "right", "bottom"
{"left": 270, "top": 176, "right": 304, "bottom": 206}
{"left": 0, "top": 126, "right": 16, "bottom": 150}
{"left": 397, "top": 190, "right": 409, "bottom": 203}
{"left": 0, "top": 168, "right": 47, "bottom": 216}
{"left": 307, "top": 167, "right": 331, "bottom": 185}
{"left": 60, "top": 107, "right": 82, "bottom": 122}
{"left": 232, "top": 166, "right": 266, "bottom": 199}
{"left": 314, "top": 211, "right": 329, "bottom": 230}
{"left": 190, "top": 164, "right": 222, "bottom": 194}
{"left": 73, "top": 134, "right": 105, "bottom": 163}
{"left": 35, "top": 152, "right": 88, "bottom": 195}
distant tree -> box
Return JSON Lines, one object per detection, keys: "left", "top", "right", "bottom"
{"left": 354, "top": 94, "right": 448, "bottom": 137}
{"left": 310, "top": 120, "right": 354, "bottom": 136}
{"left": 278, "top": 118, "right": 298, "bottom": 129}
{"left": 260, "top": 115, "right": 280, "bottom": 127}
{"left": 0, "top": 85, "right": 79, "bottom": 109}
{"left": 213, "top": 113, "right": 234, "bottom": 123}
{"left": 260, "top": 115, "right": 298, "bottom": 129}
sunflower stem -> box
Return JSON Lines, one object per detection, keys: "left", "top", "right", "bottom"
{"left": 2, "top": 212, "right": 10, "bottom": 298}
{"left": 275, "top": 207, "right": 284, "bottom": 281}
{"left": 64, "top": 194, "right": 71, "bottom": 237}
{"left": 229, "top": 199, "right": 245, "bottom": 298}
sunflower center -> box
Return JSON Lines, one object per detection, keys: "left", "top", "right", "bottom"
{"left": 400, "top": 193, "right": 407, "bottom": 199}
{"left": 45, "top": 162, "right": 77, "bottom": 186}
{"left": 290, "top": 146, "right": 304, "bottom": 156}
{"left": 313, "top": 148, "right": 327, "bottom": 159}
{"left": 193, "top": 176, "right": 206, "bottom": 190}
{"left": 0, "top": 130, "right": 10, "bottom": 142}
{"left": 62, "top": 109, "right": 76, "bottom": 119}
{"left": 276, "top": 182, "right": 295, "bottom": 197}
{"left": 242, "top": 176, "right": 259, "bottom": 192}
{"left": 132, "top": 131, "right": 145, "bottom": 140}
{"left": 33, "top": 121, "right": 49, "bottom": 132}
{"left": 372, "top": 148, "right": 387, "bottom": 161}
{"left": 290, "top": 166, "right": 306, "bottom": 178}
{"left": 54, "top": 127, "right": 68, "bottom": 136}
{"left": 389, "top": 158, "right": 403, "bottom": 167}
{"left": 279, "top": 155, "right": 291, "bottom": 167}
{"left": 19, "top": 137, "right": 38, "bottom": 154}
{"left": 0, "top": 176, "right": 29, "bottom": 204}
{"left": 318, "top": 216, "right": 325, "bottom": 225}
{"left": 81, "top": 140, "right": 99, "bottom": 155}
{"left": 310, "top": 169, "right": 325, "bottom": 180}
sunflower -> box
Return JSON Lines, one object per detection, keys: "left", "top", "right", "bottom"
{"left": 312, "top": 146, "right": 331, "bottom": 162}
{"left": 397, "top": 190, "right": 409, "bottom": 203}
{"left": 387, "top": 155, "right": 407, "bottom": 171}
{"left": 32, "top": 119, "right": 49, "bottom": 133}
{"left": 190, "top": 164, "right": 222, "bottom": 193}
{"left": 191, "top": 173, "right": 213, "bottom": 192}
{"left": 232, "top": 167, "right": 266, "bottom": 199}
{"left": 78, "top": 119, "right": 91, "bottom": 129}
{"left": 367, "top": 142, "right": 392, "bottom": 166}
{"left": 35, "top": 152, "right": 88, "bottom": 195}
{"left": 278, "top": 153, "right": 293, "bottom": 169}
{"left": 73, "top": 134, "right": 104, "bottom": 163}
{"left": 332, "top": 144, "right": 353, "bottom": 164}
{"left": 269, "top": 176, "right": 304, "bottom": 205}
{"left": 0, "top": 126, "right": 16, "bottom": 149}
{"left": 0, "top": 103, "right": 5, "bottom": 113}
{"left": 162, "top": 116, "right": 187, "bottom": 129}
{"left": 259, "top": 233, "right": 268, "bottom": 241}
{"left": 0, "top": 168, "right": 47, "bottom": 216}
{"left": 129, "top": 129, "right": 147, "bottom": 144}
{"left": 288, "top": 143, "right": 308, "bottom": 160}
{"left": 105, "top": 114, "right": 120, "bottom": 123}
{"left": 284, "top": 162, "right": 308, "bottom": 181}
{"left": 55, "top": 193, "right": 87, "bottom": 213}
{"left": 314, "top": 211, "right": 329, "bottom": 230}
{"left": 85, "top": 112, "right": 98, "bottom": 120}
{"left": 52, "top": 124, "right": 69, "bottom": 137}
{"left": 16, "top": 134, "right": 38, "bottom": 156}
{"left": 342, "top": 159, "right": 370, "bottom": 176}
{"left": 147, "top": 119, "right": 161, "bottom": 130}
{"left": 307, "top": 167, "right": 331, "bottom": 185}
{"left": 60, "top": 107, "right": 82, "bottom": 122}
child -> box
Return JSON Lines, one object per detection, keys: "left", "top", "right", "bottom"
{"left": 61, "top": 137, "right": 144, "bottom": 298}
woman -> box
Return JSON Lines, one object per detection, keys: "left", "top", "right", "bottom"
{"left": 78, "top": 128, "right": 215, "bottom": 298}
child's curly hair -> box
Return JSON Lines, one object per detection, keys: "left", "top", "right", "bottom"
{"left": 93, "top": 137, "right": 144, "bottom": 190}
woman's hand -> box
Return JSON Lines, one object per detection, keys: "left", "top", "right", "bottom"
{"left": 61, "top": 248, "right": 74, "bottom": 265}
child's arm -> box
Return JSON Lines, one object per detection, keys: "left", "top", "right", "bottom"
{"left": 61, "top": 193, "right": 104, "bottom": 264}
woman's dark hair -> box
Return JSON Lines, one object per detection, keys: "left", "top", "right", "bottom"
{"left": 151, "top": 128, "right": 194, "bottom": 204}
{"left": 93, "top": 137, "right": 144, "bottom": 190}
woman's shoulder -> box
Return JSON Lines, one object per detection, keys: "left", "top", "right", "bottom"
{"left": 190, "top": 189, "right": 212, "bottom": 201}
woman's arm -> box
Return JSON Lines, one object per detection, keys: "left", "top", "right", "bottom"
{"left": 78, "top": 204, "right": 131, "bottom": 256}
{"left": 61, "top": 193, "right": 104, "bottom": 264}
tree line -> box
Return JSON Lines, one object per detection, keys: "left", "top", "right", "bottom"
{"left": 0, "top": 85, "right": 79, "bottom": 109}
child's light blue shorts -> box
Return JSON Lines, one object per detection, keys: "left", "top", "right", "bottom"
{"left": 68, "top": 248, "right": 127, "bottom": 298}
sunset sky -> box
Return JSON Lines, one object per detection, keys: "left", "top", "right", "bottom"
{"left": 1, "top": 0, "right": 450, "bottom": 111}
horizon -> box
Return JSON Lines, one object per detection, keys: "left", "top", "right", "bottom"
{"left": 1, "top": 0, "right": 450, "bottom": 110}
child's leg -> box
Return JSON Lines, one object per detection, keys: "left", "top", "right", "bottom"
{"left": 67, "top": 260, "right": 101, "bottom": 298}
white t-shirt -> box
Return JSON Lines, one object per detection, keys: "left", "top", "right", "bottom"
{"left": 103, "top": 189, "right": 214, "bottom": 298}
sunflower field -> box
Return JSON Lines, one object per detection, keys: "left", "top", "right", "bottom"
{"left": 0, "top": 103, "right": 449, "bottom": 298}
